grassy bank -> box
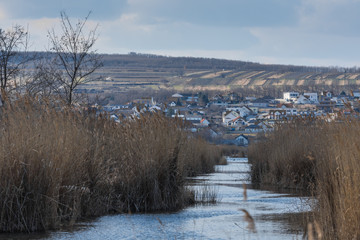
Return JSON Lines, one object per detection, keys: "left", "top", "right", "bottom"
{"left": 0, "top": 96, "right": 221, "bottom": 233}
{"left": 248, "top": 118, "right": 360, "bottom": 239}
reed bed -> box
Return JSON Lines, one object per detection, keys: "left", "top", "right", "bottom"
{"left": 218, "top": 145, "right": 247, "bottom": 158}
{"left": 0, "top": 96, "right": 221, "bottom": 232}
{"left": 248, "top": 117, "right": 360, "bottom": 239}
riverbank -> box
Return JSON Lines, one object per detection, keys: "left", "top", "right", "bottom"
{"left": 9, "top": 158, "right": 308, "bottom": 240}
{"left": 0, "top": 96, "right": 222, "bottom": 233}
{"left": 248, "top": 118, "right": 360, "bottom": 239}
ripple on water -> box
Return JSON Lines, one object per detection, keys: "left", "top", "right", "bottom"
{"left": 44, "top": 158, "right": 309, "bottom": 240}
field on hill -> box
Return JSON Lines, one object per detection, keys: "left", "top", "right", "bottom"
{"left": 79, "top": 53, "right": 360, "bottom": 94}
{"left": 22, "top": 52, "right": 357, "bottom": 97}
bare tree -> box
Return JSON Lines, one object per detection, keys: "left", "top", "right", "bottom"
{"left": 47, "top": 11, "right": 103, "bottom": 105}
{"left": 25, "top": 57, "right": 63, "bottom": 98}
{"left": 0, "top": 25, "right": 30, "bottom": 104}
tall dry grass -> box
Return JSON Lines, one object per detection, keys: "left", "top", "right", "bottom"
{"left": 248, "top": 117, "right": 360, "bottom": 239}
{"left": 0, "top": 96, "right": 221, "bottom": 232}
{"left": 248, "top": 118, "right": 318, "bottom": 189}
{"left": 218, "top": 145, "right": 247, "bottom": 158}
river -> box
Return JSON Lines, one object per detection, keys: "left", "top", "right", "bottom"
{"left": 3, "top": 157, "right": 310, "bottom": 240}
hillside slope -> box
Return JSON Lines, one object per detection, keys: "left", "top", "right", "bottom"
{"left": 94, "top": 54, "right": 360, "bottom": 91}
{"left": 29, "top": 52, "right": 360, "bottom": 92}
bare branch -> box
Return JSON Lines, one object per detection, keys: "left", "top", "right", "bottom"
{"left": 0, "top": 25, "right": 32, "bottom": 103}
{"left": 46, "top": 11, "right": 103, "bottom": 105}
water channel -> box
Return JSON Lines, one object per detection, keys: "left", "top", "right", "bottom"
{"left": 4, "top": 158, "right": 311, "bottom": 240}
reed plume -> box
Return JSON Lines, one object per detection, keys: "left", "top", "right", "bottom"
{"left": 239, "top": 209, "right": 256, "bottom": 233}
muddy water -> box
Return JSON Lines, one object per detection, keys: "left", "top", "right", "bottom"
{"left": 8, "top": 158, "right": 310, "bottom": 239}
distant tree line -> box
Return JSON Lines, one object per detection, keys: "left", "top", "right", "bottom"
{"left": 100, "top": 53, "right": 360, "bottom": 74}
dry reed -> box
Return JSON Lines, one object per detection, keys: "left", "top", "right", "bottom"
{"left": 0, "top": 95, "right": 221, "bottom": 232}
{"left": 239, "top": 209, "right": 256, "bottom": 233}
{"left": 243, "top": 183, "right": 247, "bottom": 201}
{"left": 248, "top": 117, "right": 360, "bottom": 239}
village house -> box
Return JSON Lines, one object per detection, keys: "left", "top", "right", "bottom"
{"left": 258, "top": 121, "right": 273, "bottom": 132}
{"left": 248, "top": 106, "right": 259, "bottom": 114}
{"left": 225, "top": 106, "right": 253, "bottom": 117}
{"left": 295, "top": 95, "right": 312, "bottom": 105}
{"left": 250, "top": 98, "right": 270, "bottom": 108}
{"left": 235, "top": 134, "right": 249, "bottom": 146}
{"left": 227, "top": 92, "right": 241, "bottom": 102}
{"left": 318, "top": 91, "right": 334, "bottom": 102}
{"left": 200, "top": 119, "right": 210, "bottom": 127}
{"left": 283, "top": 92, "right": 299, "bottom": 102}
{"left": 182, "top": 114, "right": 203, "bottom": 127}
{"left": 353, "top": 91, "right": 360, "bottom": 98}
{"left": 318, "top": 92, "right": 336, "bottom": 112}
{"left": 171, "top": 93, "right": 184, "bottom": 98}
{"left": 268, "top": 109, "right": 287, "bottom": 120}
{"left": 211, "top": 99, "right": 228, "bottom": 107}
{"left": 303, "top": 92, "right": 318, "bottom": 103}
{"left": 226, "top": 116, "right": 247, "bottom": 127}
{"left": 222, "top": 111, "right": 240, "bottom": 125}
{"left": 244, "top": 124, "right": 263, "bottom": 133}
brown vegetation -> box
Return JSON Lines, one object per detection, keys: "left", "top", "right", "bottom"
{"left": 248, "top": 118, "right": 360, "bottom": 239}
{"left": 218, "top": 145, "right": 247, "bottom": 158}
{"left": 0, "top": 96, "right": 221, "bottom": 232}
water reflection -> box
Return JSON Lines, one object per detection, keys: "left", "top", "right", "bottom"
{"left": 13, "top": 158, "right": 309, "bottom": 240}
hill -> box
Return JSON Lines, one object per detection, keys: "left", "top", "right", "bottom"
{"left": 25, "top": 52, "right": 360, "bottom": 93}
{"left": 90, "top": 53, "right": 360, "bottom": 92}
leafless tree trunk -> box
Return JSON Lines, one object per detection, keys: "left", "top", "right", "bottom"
{"left": 47, "top": 11, "right": 103, "bottom": 105}
{"left": 0, "top": 25, "right": 30, "bottom": 104}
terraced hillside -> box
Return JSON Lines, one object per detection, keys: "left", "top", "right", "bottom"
{"left": 64, "top": 53, "right": 360, "bottom": 92}
{"left": 177, "top": 70, "right": 360, "bottom": 91}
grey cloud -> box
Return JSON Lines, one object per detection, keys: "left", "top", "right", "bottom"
{"left": 117, "top": 24, "right": 257, "bottom": 51}
{"left": 299, "top": 0, "right": 360, "bottom": 37}
{"left": 127, "top": 0, "right": 301, "bottom": 27}
{"left": 0, "top": 0, "right": 127, "bottom": 20}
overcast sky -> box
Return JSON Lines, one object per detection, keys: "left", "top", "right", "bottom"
{"left": 1, "top": 0, "right": 360, "bottom": 67}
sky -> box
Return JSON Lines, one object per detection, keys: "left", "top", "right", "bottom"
{"left": 1, "top": 0, "right": 360, "bottom": 67}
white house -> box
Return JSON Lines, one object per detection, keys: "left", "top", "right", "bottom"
{"left": 269, "top": 110, "right": 286, "bottom": 120}
{"left": 295, "top": 95, "right": 311, "bottom": 105}
{"left": 222, "top": 111, "right": 240, "bottom": 125}
{"left": 353, "top": 91, "right": 360, "bottom": 98}
{"left": 225, "top": 106, "right": 252, "bottom": 117}
{"left": 227, "top": 116, "right": 247, "bottom": 127}
{"left": 185, "top": 115, "right": 202, "bottom": 121}
{"left": 239, "top": 106, "right": 253, "bottom": 117}
{"left": 285, "top": 108, "right": 297, "bottom": 116}
{"left": 279, "top": 105, "right": 298, "bottom": 116}
{"left": 304, "top": 93, "right": 318, "bottom": 103}
{"left": 283, "top": 92, "right": 299, "bottom": 102}
{"left": 211, "top": 100, "right": 228, "bottom": 107}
